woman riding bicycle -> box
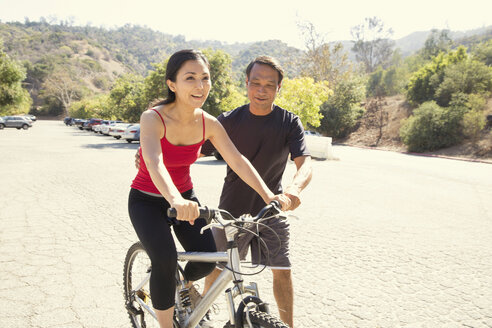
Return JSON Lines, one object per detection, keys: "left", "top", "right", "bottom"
{"left": 128, "top": 49, "right": 289, "bottom": 328}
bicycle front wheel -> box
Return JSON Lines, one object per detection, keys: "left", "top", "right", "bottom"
{"left": 246, "top": 310, "right": 290, "bottom": 328}
{"left": 235, "top": 296, "right": 290, "bottom": 328}
{"left": 124, "top": 242, "right": 180, "bottom": 328}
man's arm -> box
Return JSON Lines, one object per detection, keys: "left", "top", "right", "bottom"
{"left": 284, "top": 155, "right": 312, "bottom": 210}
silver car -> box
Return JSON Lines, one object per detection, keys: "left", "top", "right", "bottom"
{"left": 109, "top": 123, "right": 133, "bottom": 139}
{"left": 0, "top": 116, "right": 33, "bottom": 130}
{"left": 122, "top": 124, "right": 140, "bottom": 143}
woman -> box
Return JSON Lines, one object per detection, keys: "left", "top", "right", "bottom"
{"left": 128, "top": 49, "right": 288, "bottom": 328}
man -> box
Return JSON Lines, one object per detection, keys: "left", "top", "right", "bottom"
{"left": 200, "top": 56, "right": 312, "bottom": 328}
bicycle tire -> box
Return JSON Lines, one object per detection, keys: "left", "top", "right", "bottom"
{"left": 245, "top": 310, "right": 290, "bottom": 328}
{"left": 235, "top": 296, "right": 289, "bottom": 328}
{"left": 123, "top": 241, "right": 179, "bottom": 328}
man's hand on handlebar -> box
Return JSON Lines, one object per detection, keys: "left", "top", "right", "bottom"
{"left": 271, "top": 194, "right": 291, "bottom": 212}
{"left": 135, "top": 148, "right": 141, "bottom": 170}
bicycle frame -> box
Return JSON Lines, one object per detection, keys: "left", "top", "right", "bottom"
{"left": 130, "top": 222, "right": 262, "bottom": 328}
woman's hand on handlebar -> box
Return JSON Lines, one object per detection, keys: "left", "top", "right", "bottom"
{"left": 170, "top": 198, "right": 200, "bottom": 225}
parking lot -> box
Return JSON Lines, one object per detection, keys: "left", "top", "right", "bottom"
{"left": 1, "top": 120, "right": 492, "bottom": 327}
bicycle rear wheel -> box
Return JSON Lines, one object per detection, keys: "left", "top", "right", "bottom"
{"left": 123, "top": 241, "right": 179, "bottom": 328}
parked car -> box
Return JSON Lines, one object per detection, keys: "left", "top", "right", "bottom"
{"left": 82, "top": 120, "right": 91, "bottom": 130}
{"left": 95, "top": 120, "right": 123, "bottom": 134}
{"left": 122, "top": 124, "right": 140, "bottom": 143}
{"left": 24, "top": 114, "right": 37, "bottom": 122}
{"left": 304, "top": 131, "right": 332, "bottom": 159}
{"left": 0, "top": 117, "right": 4, "bottom": 129}
{"left": 73, "top": 119, "right": 87, "bottom": 130}
{"left": 0, "top": 116, "right": 33, "bottom": 130}
{"left": 92, "top": 120, "right": 108, "bottom": 133}
{"left": 64, "top": 117, "right": 74, "bottom": 125}
{"left": 83, "top": 118, "right": 103, "bottom": 131}
{"left": 304, "top": 130, "right": 321, "bottom": 137}
{"left": 109, "top": 123, "right": 133, "bottom": 139}
{"left": 101, "top": 121, "right": 123, "bottom": 135}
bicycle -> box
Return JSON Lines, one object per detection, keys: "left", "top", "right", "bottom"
{"left": 123, "top": 201, "right": 290, "bottom": 328}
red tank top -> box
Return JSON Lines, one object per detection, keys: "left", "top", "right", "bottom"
{"left": 131, "top": 108, "right": 206, "bottom": 194}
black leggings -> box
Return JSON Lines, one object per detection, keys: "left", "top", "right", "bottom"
{"left": 128, "top": 188, "right": 216, "bottom": 310}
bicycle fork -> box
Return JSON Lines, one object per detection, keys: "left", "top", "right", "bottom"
{"left": 225, "top": 281, "right": 265, "bottom": 326}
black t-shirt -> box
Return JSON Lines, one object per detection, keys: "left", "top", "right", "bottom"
{"left": 201, "top": 104, "right": 310, "bottom": 217}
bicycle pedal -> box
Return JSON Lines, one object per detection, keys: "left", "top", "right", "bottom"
{"left": 136, "top": 289, "right": 150, "bottom": 304}
{"left": 125, "top": 302, "right": 143, "bottom": 316}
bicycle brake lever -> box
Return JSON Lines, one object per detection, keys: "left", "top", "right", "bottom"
{"left": 200, "top": 222, "right": 225, "bottom": 234}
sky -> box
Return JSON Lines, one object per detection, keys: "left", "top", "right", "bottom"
{"left": 0, "top": 0, "right": 491, "bottom": 49}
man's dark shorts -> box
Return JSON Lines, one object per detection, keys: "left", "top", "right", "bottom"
{"left": 212, "top": 217, "right": 291, "bottom": 269}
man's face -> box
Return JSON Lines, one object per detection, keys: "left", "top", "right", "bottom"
{"left": 246, "top": 63, "right": 281, "bottom": 110}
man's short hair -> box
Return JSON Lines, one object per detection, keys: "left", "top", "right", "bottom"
{"left": 246, "top": 56, "right": 284, "bottom": 84}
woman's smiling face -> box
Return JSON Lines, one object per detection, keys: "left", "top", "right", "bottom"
{"left": 168, "top": 59, "right": 211, "bottom": 108}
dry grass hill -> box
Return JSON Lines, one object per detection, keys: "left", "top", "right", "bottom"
{"left": 342, "top": 95, "right": 492, "bottom": 162}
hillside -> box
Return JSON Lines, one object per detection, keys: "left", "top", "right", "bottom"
{"left": 0, "top": 21, "right": 304, "bottom": 110}
{"left": 0, "top": 21, "right": 303, "bottom": 77}
{"left": 2, "top": 21, "right": 490, "bottom": 78}
{"left": 342, "top": 95, "right": 492, "bottom": 161}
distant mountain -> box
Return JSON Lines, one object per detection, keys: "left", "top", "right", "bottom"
{"left": 332, "top": 25, "right": 492, "bottom": 59}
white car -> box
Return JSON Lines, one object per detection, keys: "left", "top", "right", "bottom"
{"left": 101, "top": 121, "right": 123, "bottom": 135}
{"left": 304, "top": 131, "right": 334, "bottom": 160}
{"left": 92, "top": 123, "right": 104, "bottom": 133}
{"left": 109, "top": 123, "right": 134, "bottom": 139}
{"left": 122, "top": 124, "right": 140, "bottom": 143}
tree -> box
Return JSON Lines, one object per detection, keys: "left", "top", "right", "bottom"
{"left": 0, "top": 48, "right": 31, "bottom": 115}
{"left": 108, "top": 74, "right": 146, "bottom": 122}
{"left": 472, "top": 39, "right": 492, "bottom": 66}
{"left": 319, "top": 75, "right": 366, "bottom": 138}
{"left": 144, "top": 60, "right": 168, "bottom": 106}
{"left": 297, "top": 21, "right": 352, "bottom": 85}
{"left": 406, "top": 47, "right": 468, "bottom": 106}
{"left": 351, "top": 17, "right": 395, "bottom": 73}
{"left": 275, "top": 77, "right": 332, "bottom": 128}
{"left": 42, "top": 66, "right": 81, "bottom": 117}
{"left": 365, "top": 96, "right": 388, "bottom": 146}
{"left": 435, "top": 59, "right": 492, "bottom": 106}
{"left": 420, "top": 29, "right": 453, "bottom": 60}
{"left": 69, "top": 94, "right": 110, "bottom": 119}
{"left": 202, "top": 49, "right": 246, "bottom": 116}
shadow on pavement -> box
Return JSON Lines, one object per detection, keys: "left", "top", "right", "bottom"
{"left": 82, "top": 142, "right": 140, "bottom": 150}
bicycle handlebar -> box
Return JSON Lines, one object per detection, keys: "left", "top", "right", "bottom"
{"left": 167, "top": 206, "right": 214, "bottom": 221}
{"left": 166, "top": 200, "right": 282, "bottom": 224}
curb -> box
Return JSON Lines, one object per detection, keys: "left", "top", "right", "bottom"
{"left": 335, "top": 143, "right": 492, "bottom": 164}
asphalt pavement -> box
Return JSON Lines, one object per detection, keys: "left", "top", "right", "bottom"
{"left": 1, "top": 120, "right": 491, "bottom": 328}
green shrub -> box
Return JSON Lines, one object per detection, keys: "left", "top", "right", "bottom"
{"left": 85, "top": 49, "right": 95, "bottom": 58}
{"left": 435, "top": 60, "right": 492, "bottom": 106}
{"left": 319, "top": 75, "right": 366, "bottom": 138}
{"left": 406, "top": 47, "right": 467, "bottom": 106}
{"left": 92, "top": 75, "right": 111, "bottom": 90}
{"left": 400, "top": 101, "right": 466, "bottom": 152}
{"left": 367, "top": 66, "right": 407, "bottom": 97}
{"left": 463, "top": 110, "right": 486, "bottom": 140}
{"left": 69, "top": 94, "right": 111, "bottom": 119}
{"left": 472, "top": 40, "right": 492, "bottom": 66}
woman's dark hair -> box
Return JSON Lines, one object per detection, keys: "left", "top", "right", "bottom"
{"left": 245, "top": 56, "right": 284, "bottom": 84}
{"left": 151, "top": 49, "right": 210, "bottom": 107}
